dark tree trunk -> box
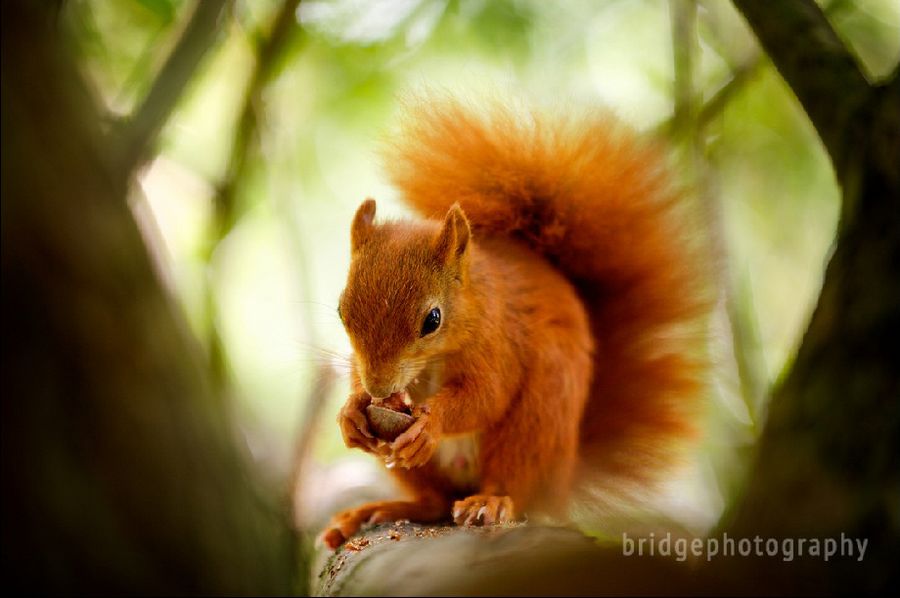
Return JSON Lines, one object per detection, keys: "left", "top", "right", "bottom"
{"left": 1, "top": 2, "right": 296, "bottom": 593}
{"left": 724, "top": 3, "right": 900, "bottom": 593}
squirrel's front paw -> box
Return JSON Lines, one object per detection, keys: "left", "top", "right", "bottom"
{"left": 338, "top": 393, "right": 379, "bottom": 453}
{"left": 452, "top": 495, "right": 515, "bottom": 526}
{"left": 387, "top": 410, "right": 438, "bottom": 469}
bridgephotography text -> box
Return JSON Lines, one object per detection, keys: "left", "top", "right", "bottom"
{"left": 622, "top": 532, "right": 869, "bottom": 563}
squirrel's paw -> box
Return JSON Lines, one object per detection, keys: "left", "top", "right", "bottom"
{"left": 387, "top": 411, "right": 438, "bottom": 469}
{"left": 318, "top": 507, "right": 369, "bottom": 550}
{"left": 319, "top": 499, "right": 445, "bottom": 549}
{"left": 317, "top": 503, "right": 381, "bottom": 550}
{"left": 452, "top": 494, "right": 515, "bottom": 526}
{"left": 317, "top": 526, "right": 348, "bottom": 551}
{"left": 338, "top": 394, "right": 379, "bottom": 453}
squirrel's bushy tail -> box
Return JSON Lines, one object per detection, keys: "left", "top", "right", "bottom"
{"left": 385, "top": 94, "right": 713, "bottom": 513}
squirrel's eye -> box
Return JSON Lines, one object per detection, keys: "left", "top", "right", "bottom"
{"left": 420, "top": 307, "right": 441, "bottom": 337}
{"left": 337, "top": 304, "right": 344, "bottom": 324}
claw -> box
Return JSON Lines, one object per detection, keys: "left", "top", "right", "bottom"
{"left": 453, "top": 495, "right": 515, "bottom": 527}
{"left": 463, "top": 508, "right": 478, "bottom": 526}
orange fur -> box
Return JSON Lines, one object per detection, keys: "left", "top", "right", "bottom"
{"left": 321, "top": 95, "right": 712, "bottom": 548}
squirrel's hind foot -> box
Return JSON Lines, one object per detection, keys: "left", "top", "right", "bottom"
{"left": 452, "top": 494, "right": 515, "bottom": 526}
{"left": 318, "top": 498, "right": 448, "bottom": 549}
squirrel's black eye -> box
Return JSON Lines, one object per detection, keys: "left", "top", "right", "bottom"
{"left": 337, "top": 304, "right": 344, "bottom": 324}
{"left": 421, "top": 307, "right": 441, "bottom": 337}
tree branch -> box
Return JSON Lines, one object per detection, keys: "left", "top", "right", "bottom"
{"left": 656, "top": 53, "right": 762, "bottom": 137}
{"left": 315, "top": 522, "right": 838, "bottom": 595}
{"left": 731, "top": 0, "right": 871, "bottom": 179}
{"left": 670, "top": 0, "right": 699, "bottom": 142}
{"left": 316, "top": 523, "right": 695, "bottom": 596}
{"left": 200, "top": 0, "right": 302, "bottom": 402}
{"left": 697, "top": 54, "right": 763, "bottom": 130}
{"left": 115, "top": 0, "right": 230, "bottom": 178}
{"left": 669, "top": 0, "right": 768, "bottom": 425}
{"left": 290, "top": 364, "right": 336, "bottom": 527}
{"left": 212, "top": 0, "right": 302, "bottom": 240}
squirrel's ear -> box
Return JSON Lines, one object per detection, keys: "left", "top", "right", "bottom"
{"left": 351, "top": 198, "right": 377, "bottom": 254}
{"left": 434, "top": 203, "right": 471, "bottom": 266}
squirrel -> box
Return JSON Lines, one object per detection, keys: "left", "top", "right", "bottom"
{"left": 320, "top": 95, "right": 712, "bottom": 549}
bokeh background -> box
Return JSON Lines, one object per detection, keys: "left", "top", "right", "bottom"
{"left": 59, "top": 0, "right": 900, "bottom": 535}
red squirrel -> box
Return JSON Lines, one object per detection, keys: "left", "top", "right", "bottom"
{"left": 320, "top": 96, "right": 712, "bottom": 549}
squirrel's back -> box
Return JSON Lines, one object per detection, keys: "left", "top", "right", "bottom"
{"left": 385, "top": 94, "right": 713, "bottom": 510}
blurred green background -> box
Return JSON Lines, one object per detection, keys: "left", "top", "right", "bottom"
{"left": 60, "top": 0, "right": 900, "bottom": 532}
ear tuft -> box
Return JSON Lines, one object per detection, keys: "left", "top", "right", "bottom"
{"left": 434, "top": 203, "right": 471, "bottom": 264}
{"left": 351, "top": 198, "right": 377, "bottom": 253}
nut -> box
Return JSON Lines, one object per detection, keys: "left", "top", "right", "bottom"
{"left": 365, "top": 404, "right": 414, "bottom": 441}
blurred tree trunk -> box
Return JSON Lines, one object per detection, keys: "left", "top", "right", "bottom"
{"left": 1, "top": 1, "right": 296, "bottom": 594}
{"left": 724, "top": 1, "right": 900, "bottom": 593}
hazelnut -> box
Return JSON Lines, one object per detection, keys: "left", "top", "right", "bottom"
{"left": 366, "top": 391, "right": 414, "bottom": 441}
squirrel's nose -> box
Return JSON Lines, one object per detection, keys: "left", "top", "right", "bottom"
{"left": 359, "top": 362, "right": 399, "bottom": 399}
{"left": 363, "top": 380, "right": 394, "bottom": 400}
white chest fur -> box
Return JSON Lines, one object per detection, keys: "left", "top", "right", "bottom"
{"left": 433, "top": 432, "right": 480, "bottom": 492}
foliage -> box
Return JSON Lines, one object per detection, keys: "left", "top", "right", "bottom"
{"left": 59, "top": 0, "right": 900, "bottom": 538}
